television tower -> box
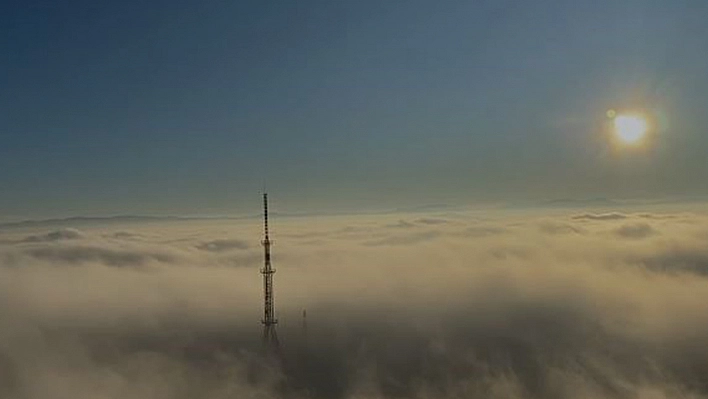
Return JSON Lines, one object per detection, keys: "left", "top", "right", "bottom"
{"left": 261, "top": 193, "right": 279, "bottom": 351}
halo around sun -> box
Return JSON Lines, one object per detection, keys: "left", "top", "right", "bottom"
{"left": 606, "top": 110, "right": 650, "bottom": 146}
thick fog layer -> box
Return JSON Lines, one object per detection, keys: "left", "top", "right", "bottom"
{"left": 2, "top": 209, "right": 708, "bottom": 398}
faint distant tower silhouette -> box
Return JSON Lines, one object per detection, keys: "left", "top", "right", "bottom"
{"left": 301, "top": 309, "right": 308, "bottom": 346}
{"left": 261, "top": 193, "right": 279, "bottom": 351}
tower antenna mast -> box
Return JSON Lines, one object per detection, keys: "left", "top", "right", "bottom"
{"left": 261, "top": 193, "right": 279, "bottom": 351}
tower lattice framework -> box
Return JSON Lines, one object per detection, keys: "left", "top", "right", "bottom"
{"left": 261, "top": 193, "right": 279, "bottom": 351}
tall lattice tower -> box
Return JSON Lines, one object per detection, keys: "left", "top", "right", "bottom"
{"left": 261, "top": 193, "right": 279, "bottom": 351}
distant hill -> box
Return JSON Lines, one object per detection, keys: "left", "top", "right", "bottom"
{"left": 0, "top": 215, "right": 238, "bottom": 229}
{"left": 393, "top": 203, "right": 452, "bottom": 213}
{"left": 540, "top": 198, "right": 621, "bottom": 208}
{"left": 502, "top": 197, "right": 623, "bottom": 210}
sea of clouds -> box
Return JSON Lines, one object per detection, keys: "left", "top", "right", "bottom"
{"left": 2, "top": 206, "right": 708, "bottom": 398}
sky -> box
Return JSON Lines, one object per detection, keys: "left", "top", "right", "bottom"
{"left": 3, "top": 0, "right": 708, "bottom": 219}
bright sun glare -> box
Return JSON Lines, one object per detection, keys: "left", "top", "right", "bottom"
{"left": 613, "top": 114, "right": 648, "bottom": 144}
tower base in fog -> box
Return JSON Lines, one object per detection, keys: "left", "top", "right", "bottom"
{"left": 263, "top": 322, "right": 280, "bottom": 353}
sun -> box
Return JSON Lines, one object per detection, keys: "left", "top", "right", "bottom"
{"left": 612, "top": 114, "right": 649, "bottom": 145}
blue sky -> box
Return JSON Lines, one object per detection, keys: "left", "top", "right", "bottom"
{"left": 2, "top": 0, "right": 708, "bottom": 219}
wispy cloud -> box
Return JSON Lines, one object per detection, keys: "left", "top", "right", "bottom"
{"left": 614, "top": 222, "right": 658, "bottom": 239}
{"left": 572, "top": 212, "right": 628, "bottom": 221}
{"left": 20, "top": 228, "right": 84, "bottom": 243}
{"left": 196, "top": 239, "right": 250, "bottom": 252}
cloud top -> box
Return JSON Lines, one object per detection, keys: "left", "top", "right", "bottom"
{"left": 1, "top": 208, "right": 708, "bottom": 398}
{"left": 21, "top": 227, "right": 84, "bottom": 242}
{"left": 572, "top": 212, "right": 628, "bottom": 221}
